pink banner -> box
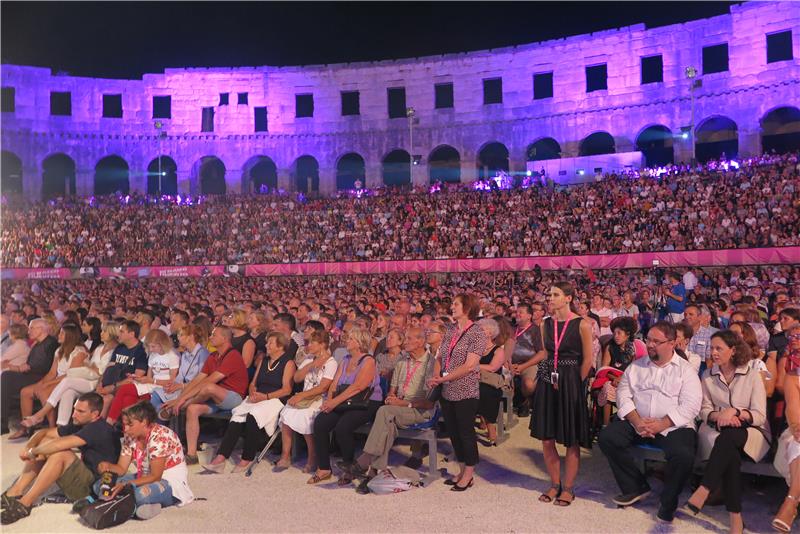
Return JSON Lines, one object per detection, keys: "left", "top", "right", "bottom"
{"left": 2, "top": 247, "right": 799, "bottom": 281}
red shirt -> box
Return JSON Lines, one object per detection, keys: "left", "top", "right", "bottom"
{"left": 201, "top": 348, "right": 248, "bottom": 396}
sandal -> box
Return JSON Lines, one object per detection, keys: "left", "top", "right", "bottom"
{"left": 772, "top": 494, "right": 799, "bottom": 533}
{"left": 554, "top": 486, "right": 575, "bottom": 507}
{"left": 20, "top": 415, "right": 43, "bottom": 429}
{"left": 337, "top": 473, "right": 354, "bottom": 486}
{"left": 539, "top": 484, "right": 561, "bottom": 503}
{"left": 7, "top": 428, "right": 30, "bottom": 441}
{"left": 0, "top": 497, "right": 31, "bottom": 525}
{"left": 307, "top": 471, "right": 332, "bottom": 485}
{"left": 1, "top": 491, "right": 16, "bottom": 511}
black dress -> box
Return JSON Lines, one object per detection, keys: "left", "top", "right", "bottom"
{"left": 530, "top": 316, "right": 591, "bottom": 449}
{"left": 477, "top": 345, "right": 503, "bottom": 423}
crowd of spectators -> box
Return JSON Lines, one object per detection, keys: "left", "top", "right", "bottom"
{"left": 2, "top": 263, "right": 799, "bottom": 530}
{"left": 2, "top": 152, "right": 798, "bottom": 268}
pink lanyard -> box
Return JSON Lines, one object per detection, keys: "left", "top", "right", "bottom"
{"left": 401, "top": 359, "right": 423, "bottom": 396}
{"left": 515, "top": 324, "right": 532, "bottom": 339}
{"left": 552, "top": 315, "right": 574, "bottom": 373}
{"left": 444, "top": 322, "right": 473, "bottom": 372}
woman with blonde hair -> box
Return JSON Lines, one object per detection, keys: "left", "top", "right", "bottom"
{"left": 22, "top": 321, "right": 119, "bottom": 428}
{"left": 106, "top": 329, "right": 179, "bottom": 424}
{"left": 247, "top": 310, "right": 271, "bottom": 365}
{"left": 224, "top": 309, "right": 256, "bottom": 369}
{"left": 152, "top": 324, "right": 210, "bottom": 419}
{"left": 310, "top": 326, "right": 382, "bottom": 485}
{"left": 1, "top": 324, "right": 30, "bottom": 374}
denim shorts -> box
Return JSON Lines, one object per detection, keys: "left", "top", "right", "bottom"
{"left": 206, "top": 390, "right": 242, "bottom": 414}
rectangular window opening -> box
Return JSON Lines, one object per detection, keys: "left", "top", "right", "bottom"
{"left": 702, "top": 43, "right": 729, "bottom": 74}
{"left": 296, "top": 93, "right": 314, "bottom": 118}
{"left": 153, "top": 95, "right": 171, "bottom": 119}
{"left": 219, "top": 93, "right": 229, "bottom": 106}
{"left": 434, "top": 82, "right": 454, "bottom": 109}
{"left": 341, "top": 91, "right": 360, "bottom": 116}
{"left": 767, "top": 30, "right": 793, "bottom": 63}
{"left": 533, "top": 72, "right": 553, "bottom": 100}
{"left": 387, "top": 87, "right": 406, "bottom": 119}
{"left": 102, "top": 94, "right": 123, "bottom": 118}
{"left": 50, "top": 91, "right": 72, "bottom": 116}
{"left": 483, "top": 77, "right": 502, "bottom": 105}
{"left": 254, "top": 107, "right": 268, "bottom": 132}
{"left": 641, "top": 55, "right": 663, "bottom": 84}
{"left": 201, "top": 106, "right": 214, "bottom": 132}
{"left": 585, "top": 64, "right": 608, "bottom": 92}
{"left": 237, "top": 92, "right": 248, "bottom": 105}
{"left": 1, "top": 86, "right": 15, "bottom": 113}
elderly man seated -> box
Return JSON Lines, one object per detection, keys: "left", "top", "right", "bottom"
{"left": 347, "top": 327, "right": 438, "bottom": 494}
{"left": 598, "top": 321, "right": 702, "bottom": 524}
{"left": 1, "top": 393, "right": 119, "bottom": 525}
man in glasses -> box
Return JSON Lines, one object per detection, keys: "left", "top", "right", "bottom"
{"left": 598, "top": 321, "right": 701, "bottom": 524}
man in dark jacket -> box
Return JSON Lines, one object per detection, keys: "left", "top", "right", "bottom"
{"left": 1, "top": 319, "right": 58, "bottom": 434}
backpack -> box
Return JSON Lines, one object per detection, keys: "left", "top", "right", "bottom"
{"left": 79, "top": 486, "right": 135, "bottom": 529}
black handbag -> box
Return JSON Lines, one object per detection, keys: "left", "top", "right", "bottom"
{"left": 100, "top": 365, "right": 125, "bottom": 388}
{"left": 333, "top": 383, "right": 373, "bottom": 412}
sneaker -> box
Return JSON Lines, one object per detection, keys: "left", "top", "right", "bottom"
{"left": 611, "top": 488, "right": 651, "bottom": 507}
{"left": 656, "top": 507, "right": 675, "bottom": 523}
{"left": 135, "top": 503, "right": 162, "bottom": 520}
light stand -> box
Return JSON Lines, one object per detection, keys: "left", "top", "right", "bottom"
{"left": 685, "top": 66, "right": 698, "bottom": 165}
{"left": 406, "top": 107, "right": 416, "bottom": 186}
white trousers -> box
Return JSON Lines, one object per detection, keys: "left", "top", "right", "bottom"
{"left": 46, "top": 377, "right": 97, "bottom": 426}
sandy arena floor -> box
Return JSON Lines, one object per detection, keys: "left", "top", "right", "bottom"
{"left": 1, "top": 417, "right": 789, "bottom": 533}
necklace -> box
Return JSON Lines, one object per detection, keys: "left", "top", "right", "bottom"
{"left": 267, "top": 357, "right": 281, "bottom": 372}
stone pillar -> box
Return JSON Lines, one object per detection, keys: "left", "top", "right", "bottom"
{"left": 177, "top": 169, "right": 192, "bottom": 195}
{"left": 318, "top": 166, "right": 337, "bottom": 196}
{"left": 365, "top": 163, "right": 382, "bottom": 189}
{"left": 226, "top": 167, "right": 243, "bottom": 194}
{"left": 460, "top": 158, "right": 476, "bottom": 183}
{"left": 22, "top": 166, "right": 40, "bottom": 202}
{"left": 75, "top": 167, "right": 93, "bottom": 196}
{"left": 738, "top": 127, "right": 761, "bottom": 158}
{"left": 411, "top": 162, "right": 428, "bottom": 188}
{"left": 277, "top": 168, "right": 292, "bottom": 192}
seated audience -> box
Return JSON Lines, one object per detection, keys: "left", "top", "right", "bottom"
{"left": 23, "top": 321, "right": 119, "bottom": 428}
{"left": 205, "top": 332, "right": 295, "bottom": 473}
{"left": 0, "top": 393, "right": 119, "bottom": 525}
{"left": 1, "top": 319, "right": 57, "bottom": 435}
{"left": 685, "top": 330, "right": 769, "bottom": 534}
{"left": 773, "top": 323, "right": 800, "bottom": 533}
{"left": 93, "top": 401, "right": 193, "bottom": 520}
{"left": 277, "top": 330, "right": 337, "bottom": 473}
{"left": 151, "top": 325, "right": 210, "bottom": 417}
{"left": 476, "top": 317, "right": 511, "bottom": 445}
{"left": 106, "top": 329, "right": 179, "bottom": 424}
{"left": 310, "top": 326, "right": 382, "bottom": 485}
{"left": 599, "top": 321, "right": 701, "bottom": 523}
{"left": 160, "top": 326, "right": 247, "bottom": 463}
{"left": 0, "top": 324, "right": 30, "bottom": 373}
{"left": 11, "top": 324, "right": 88, "bottom": 438}
{"left": 96, "top": 320, "right": 149, "bottom": 417}
{"left": 729, "top": 320, "right": 775, "bottom": 397}
{"left": 597, "top": 317, "right": 646, "bottom": 425}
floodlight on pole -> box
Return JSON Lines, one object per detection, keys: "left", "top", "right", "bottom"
{"left": 685, "top": 66, "right": 698, "bottom": 164}
{"left": 407, "top": 107, "right": 416, "bottom": 185}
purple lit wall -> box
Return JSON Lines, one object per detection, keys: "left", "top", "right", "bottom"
{"left": 1, "top": 1, "right": 799, "bottom": 200}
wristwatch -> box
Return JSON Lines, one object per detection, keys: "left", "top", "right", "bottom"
{"left": 407, "top": 402, "right": 413, "bottom": 409}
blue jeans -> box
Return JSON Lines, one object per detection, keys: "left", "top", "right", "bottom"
{"left": 93, "top": 474, "right": 174, "bottom": 508}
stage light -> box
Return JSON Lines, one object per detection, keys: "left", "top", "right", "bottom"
{"left": 681, "top": 132, "right": 689, "bottom": 139}
{"left": 577, "top": 169, "right": 585, "bottom": 175}
{"left": 526, "top": 171, "right": 532, "bottom": 176}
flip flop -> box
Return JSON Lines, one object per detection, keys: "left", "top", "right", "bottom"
{"left": 306, "top": 471, "right": 332, "bottom": 484}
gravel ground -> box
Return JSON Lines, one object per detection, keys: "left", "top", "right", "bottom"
{"left": 1, "top": 418, "right": 788, "bottom": 533}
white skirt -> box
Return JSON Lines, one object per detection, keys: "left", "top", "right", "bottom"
{"left": 279, "top": 399, "right": 323, "bottom": 435}
{"left": 774, "top": 428, "right": 800, "bottom": 484}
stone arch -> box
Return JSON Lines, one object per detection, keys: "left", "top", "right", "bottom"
{"left": 476, "top": 141, "right": 509, "bottom": 180}
{"left": 760, "top": 106, "right": 800, "bottom": 154}
{"left": 94, "top": 155, "right": 129, "bottom": 195}
{"left": 579, "top": 131, "right": 615, "bottom": 156}
{"left": 635, "top": 125, "right": 674, "bottom": 166}
{"left": 336, "top": 152, "right": 365, "bottom": 190}
{"left": 428, "top": 145, "right": 460, "bottom": 184}
{"left": 292, "top": 155, "right": 319, "bottom": 193}
{"left": 382, "top": 149, "right": 411, "bottom": 187}
{"left": 41, "top": 153, "right": 76, "bottom": 200}
{"left": 146, "top": 156, "right": 178, "bottom": 195}
{"left": 194, "top": 156, "right": 226, "bottom": 195}
{"left": 1, "top": 150, "right": 23, "bottom": 196}
{"left": 695, "top": 116, "right": 738, "bottom": 162}
{"left": 242, "top": 156, "right": 277, "bottom": 194}
{"left": 526, "top": 137, "right": 561, "bottom": 161}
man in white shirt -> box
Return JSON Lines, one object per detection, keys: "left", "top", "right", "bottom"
{"left": 598, "top": 321, "right": 701, "bottom": 524}
{"left": 683, "top": 267, "right": 698, "bottom": 295}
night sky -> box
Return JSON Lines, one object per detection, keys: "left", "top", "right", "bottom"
{"left": 2, "top": 1, "right": 739, "bottom": 79}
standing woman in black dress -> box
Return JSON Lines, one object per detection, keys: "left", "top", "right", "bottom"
{"left": 530, "top": 281, "right": 594, "bottom": 506}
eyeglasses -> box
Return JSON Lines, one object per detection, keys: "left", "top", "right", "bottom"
{"left": 645, "top": 337, "right": 672, "bottom": 346}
